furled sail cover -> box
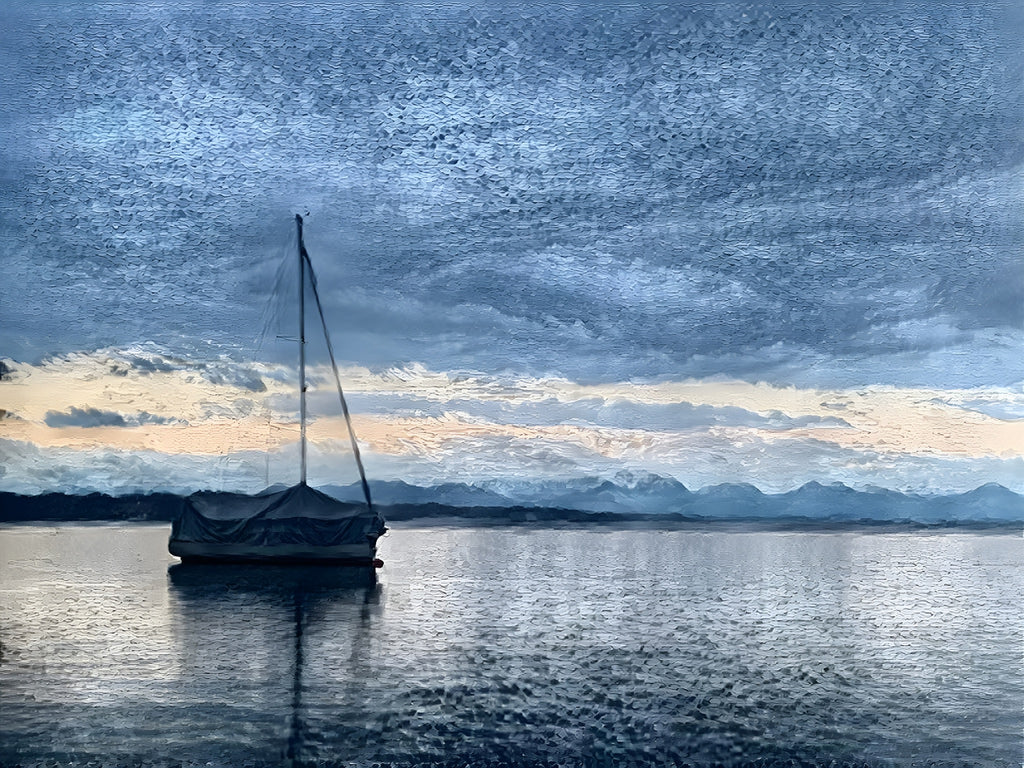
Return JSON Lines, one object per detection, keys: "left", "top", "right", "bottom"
{"left": 171, "top": 483, "right": 386, "bottom": 548}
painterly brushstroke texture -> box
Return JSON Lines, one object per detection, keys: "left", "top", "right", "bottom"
{"left": 0, "top": 2, "right": 1021, "bottom": 500}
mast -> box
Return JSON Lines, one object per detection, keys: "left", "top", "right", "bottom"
{"left": 296, "top": 214, "right": 308, "bottom": 486}
{"left": 292, "top": 214, "right": 374, "bottom": 513}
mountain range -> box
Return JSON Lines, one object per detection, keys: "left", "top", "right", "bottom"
{"left": 315, "top": 473, "right": 1024, "bottom": 524}
{"left": 2, "top": 474, "right": 1022, "bottom": 525}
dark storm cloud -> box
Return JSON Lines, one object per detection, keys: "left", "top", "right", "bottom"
{"left": 45, "top": 408, "right": 127, "bottom": 428}
{"left": 0, "top": 2, "right": 1020, "bottom": 384}
{"left": 43, "top": 406, "right": 180, "bottom": 428}
{"left": 43, "top": 405, "right": 176, "bottom": 428}
{"left": 118, "top": 355, "right": 179, "bottom": 375}
{"left": 106, "top": 349, "right": 268, "bottom": 392}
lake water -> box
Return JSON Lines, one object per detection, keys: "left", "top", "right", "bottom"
{"left": 0, "top": 522, "right": 1020, "bottom": 768}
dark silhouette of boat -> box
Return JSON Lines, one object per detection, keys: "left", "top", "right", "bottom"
{"left": 169, "top": 216, "right": 386, "bottom": 564}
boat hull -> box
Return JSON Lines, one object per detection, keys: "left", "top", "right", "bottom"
{"left": 169, "top": 483, "right": 386, "bottom": 565}
{"left": 169, "top": 539, "right": 378, "bottom": 565}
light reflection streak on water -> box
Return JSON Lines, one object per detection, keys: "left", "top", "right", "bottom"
{"left": 0, "top": 522, "right": 1021, "bottom": 767}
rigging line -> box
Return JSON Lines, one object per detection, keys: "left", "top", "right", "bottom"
{"left": 300, "top": 246, "right": 375, "bottom": 514}
{"left": 255, "top": 229, "right": 300, "bottom": 356}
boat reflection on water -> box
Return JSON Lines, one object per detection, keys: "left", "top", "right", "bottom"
{"left": 167, "top": 561, "right": 380, "bottom": 595}
{"left": 167, "top": 563, "right": 381, "bottom": 765}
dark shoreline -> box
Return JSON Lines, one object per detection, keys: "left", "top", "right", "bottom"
{"left": 2, "top": 491, "right": 1020, "bottom": 532}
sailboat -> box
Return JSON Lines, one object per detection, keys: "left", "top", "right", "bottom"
{"left": 168, "top": 215, "right": 387, "bottom": 564}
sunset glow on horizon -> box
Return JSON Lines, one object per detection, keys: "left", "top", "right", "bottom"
{"left": 1, "top": 2, "right": 1021, "bottom": 501}
{"left": 2, "top": 349, "right": 1021, "bottom": 497}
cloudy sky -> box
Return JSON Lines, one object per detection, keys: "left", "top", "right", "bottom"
{"left": 1, "top": 1, "right": 1022, "bottom": 497}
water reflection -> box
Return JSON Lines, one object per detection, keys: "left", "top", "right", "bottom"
{"left": 167, "top": 562, "right": 379, "bottom": 602}
{"left": 1, "top": 525, "right": 1020, "bottom": 767}
{"left": 167, "top": 563, "right": 380, "bottom": 765}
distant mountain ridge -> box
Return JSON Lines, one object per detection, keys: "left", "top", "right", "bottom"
{"left": 2, "top": 475, "right": 1022, "bottom": 524}
{"left": 319, "top": 474, "right": 1024, "bottom": 524}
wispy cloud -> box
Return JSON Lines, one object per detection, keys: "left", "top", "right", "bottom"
{"left": 1, "top": 349, "right": 1021, "bottom": 495}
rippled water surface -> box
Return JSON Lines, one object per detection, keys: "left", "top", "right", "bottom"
{"left": 0, "top": 523, "right": 1021, "bottom": 767}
